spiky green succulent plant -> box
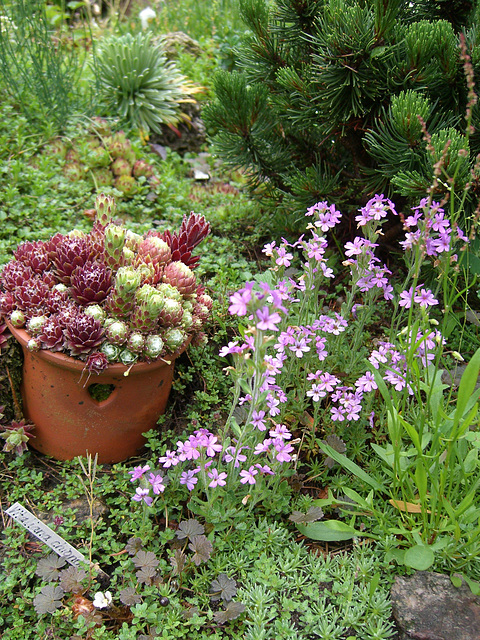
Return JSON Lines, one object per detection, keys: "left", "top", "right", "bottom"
{"left": 95, "top": 32, "right": 192, "bottom": 133}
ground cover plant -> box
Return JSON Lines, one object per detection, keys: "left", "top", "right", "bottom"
{"left": 1, "top": 1, "right": 480, "bottom": 639}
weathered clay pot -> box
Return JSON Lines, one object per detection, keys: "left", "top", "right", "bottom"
{"left": 7, "top": 323, "right": 188, "bottom": 463}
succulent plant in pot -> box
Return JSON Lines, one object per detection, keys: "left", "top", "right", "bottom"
{"left": 0, "top": 194, "right": 213, "bottom": 463}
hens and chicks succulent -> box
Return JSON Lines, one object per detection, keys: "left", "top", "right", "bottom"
{"left": 41, "top": 119, "right": 158, "bottom": 197}
{"left": 0, "top": 194, "right": 212, "bottom": 372}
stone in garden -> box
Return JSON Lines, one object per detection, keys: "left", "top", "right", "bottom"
{"left": 391, "top": 571, "right": 480, "bottom": 640}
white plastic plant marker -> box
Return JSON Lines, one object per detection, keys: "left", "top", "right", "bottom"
{"left": 6, "top": 502, "right": 86, "bottom": 567}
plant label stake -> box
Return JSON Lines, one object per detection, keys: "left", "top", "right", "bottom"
{"left": 6, "top": 502, "right": 86, "bottom": 567}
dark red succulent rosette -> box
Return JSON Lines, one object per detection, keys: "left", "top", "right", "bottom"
{"left": 14, "top": 240, "right": 50, "bottom": 274}
{"left": 13, "top": 278, "right": 52, "bottom": 316}
{"left": 70, "top": 261, "right": 113, "bottom": 305}
{"left": 84, "top": 351, "right": 109, "bottom": 374}
{"left": 64, "top": 313, "right": 105, "bottom": 357}
{"left": 38, "top": 317, "right": 65, "bottom": 351}
{"left": 51, "top": 235, "right": 95, "bottom": 285}
{"left": 0, "top": 261, "right": 35, "bottom": 291}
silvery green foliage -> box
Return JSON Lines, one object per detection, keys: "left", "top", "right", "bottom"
{"left": 210, "top": 574, "right": 237, "bottom": 602}
{"left": 33, "top": 584, "right": 64, "bottom": 615}
{"left": 95, "top": 32, "right": 188, "bottom": 133}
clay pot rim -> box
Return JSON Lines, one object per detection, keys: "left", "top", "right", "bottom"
{"left": 6, "top": 320, "right": 190, "bottom": 375}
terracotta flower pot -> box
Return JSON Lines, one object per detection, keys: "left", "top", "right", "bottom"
{"left": 7, "top": 323, "right": 188, "bottom": 463}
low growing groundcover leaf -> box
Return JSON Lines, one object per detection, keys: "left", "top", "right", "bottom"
{"left": 210, "top": 573, "right": 237, "bottom": 602}
{"left": 33, "top": 584, "right": 65, "bottom": 615}
{"left": 213, "top": 601, "right": 246, "bottom": 623}
{"left": 176, "top": 519, "right": 205, "bottom": 540}
{"left": 296, "top": 519, "right": 365, "bottom": 542}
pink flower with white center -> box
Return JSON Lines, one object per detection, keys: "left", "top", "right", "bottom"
{"left": 229, "top": 286, "right": 253, "bottom": 316}
{"left": 344, "top": 237, "right": 365, "bottom": 256}
{"left": 219, "top": 340, "right": 244, "bottom": 357}
{"left": 262, "top": 241, "right": 276, "bottom": 256}
{"left": 383, "top": 284, "right": 394, "bottom": 301}
{"left": 256, "top": 307, "right": 282, "bottom": 331}
{"left": 267, "top": 395, "right": 281, "bottom": 417}
{"left": 320, "top": 263, "right": 335, "bottom": 278}
{"left": 317, "top": 372, "right": 340, "bottom": 392}
{"left": 404, "top": 211, "right": 422, "bottom": 228}
{"left": 414, "top": 288, "right": 438, "bottom": 308}
{"left": 384, "top": 369, "right": 407, "bottom": 391}
{"left": 399, "top": 230, "right": 421, "bottom": 251}
{"left": 254, "top": 439, "right": 272, "bottom": 454}
{"left": 355, "top": 371, "right": 377, "bottom": 393}
{"left": 158, "top": 450, "right": 179, "bottom": 468}
{"left": 306, "top": 383, "right": 326, "bottom": 402}
{"left": 132, "top": 487, "right": 153, "bottom": 506}
{"left": 240, "top": 466, "right": 258, "bottom": 485}
{"left": 289, "top": 338, "right": 311, "bottom": 357}
{"left": 432, "top": 211, "right": 449, "bottom": 233}
{"left": 316, "top": 337, "right": 328, "bottom": 360}
{"left": 128, "top": 465, "right": 151, "bottom": 482}
{"left": 275, "top": 246, "right": 294, "bottom": 267}
{"left": 251, "top": 410, "right": 267, "bottom": 431}
{"left": 204, "top": 434, "right": 223, "bottom": 457}
{"left": 224, "top": 445, "right": 248, "bottom": 467}
{"left": 399, "top": 287, "right": 415, "bottom": 308}
{"left": 269, "top": 423, "right": 291, "bottom": 440}
{"left": 255, "top": 463, "right": 275, "bottom": 475}
{"left": 207, "top": 468, "right": 228, "bottom": 488}
{"left": 273, "top": 439, "right": 294, "bottom": 463}
{"left": 148, "top": 473, "right": 166, "bottom": 494}
{"left": 432, "top": 232, "right": 450, "bottom": 253}
{"left": 179, "top": 438, "right": 201, "bottom": 461}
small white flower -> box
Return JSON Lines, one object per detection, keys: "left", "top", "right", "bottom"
{"left": 139, "top": 7, "right": 156, "bottom": 30}
{"left": 93, "top": 591, "right": 112, "bottom": 609}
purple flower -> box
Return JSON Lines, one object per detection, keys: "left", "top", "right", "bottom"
{"left": 207, "top": 468, "right": 228, "bottom": 488}
{"left": 179, "top": 469, "right": 199, "bottom": 491}
{"left": 224, "top": 444, "right": 248, "bottom": 467}
{"left": 355, "top": 371, "right": 378, "bottom": 393}
{"left": 254, "top": 439, "right": 272, "bottom": 455}
{"left": 289, "top": 337, "right": 311, "bottom": 357}
{"left": 240, "top": 466, "right": 258, "bottom": 485}
{"left": 158, "top": 450, "right": 179, "bottom": 468}
{"left": 251, "top": 410, "right": 267, "bottom": 431}
{"left": 306, "top": 383, "right": 326, "bottom": 402}
{"left": 148, "top": 473, "right": 166, "bottom": 494}
{"left": 273, "top": 439, "right": 294, "bottom": 462}
{"left": 256, "top": 306, "right": 282, "bottom": 331}
{"left": 269, "top": 423, "right": 291, "bottom": 440}
{"left": 132, "top": 487, "right": 153, "bottom": 506}
{"left": 204, "top": 434, "right": 223, "bottom": 457}
{"left": 255, "top": 463, "right": 275, "bottom": 475}
{"left": 262, "top": 241, "right": 276, "bottom": 256}
{"left": 229, "top": 285, "right": 253, "bottom": 316}
{"left": 275, "top": 246, "right": 294, "bottom": 267}
{"left": 414, "top": 288, "right": 438, "bottom": 308}
{"left": 331, "top": 406, "right": 346, "bottom": 421}
{"left": 128, "top": 464, "right": 151, "bottom": 482}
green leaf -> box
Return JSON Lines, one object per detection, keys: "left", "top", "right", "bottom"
{"left": 450, "top": 574, "right": 462, "bottom": 588}
{"left": 453, "top": 347, "right": 480, "bottom": 428}
{"left": 463, "top": 575, "right": 480, "bottom": 595}
{"left": 296, "top": 520, "right": 364, "bottom": 542}
{"left": 404, "top": 544, "right": 435, "bottom": 570}
{"left": 319, "top": 443, "right": 385, "bottom": 491}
